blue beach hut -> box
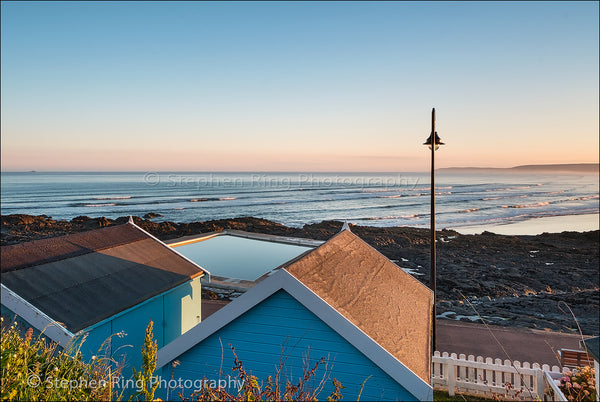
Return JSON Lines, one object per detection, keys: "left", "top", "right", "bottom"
{"left": 156, "top": 227, "right": 434, "bottom": 401}
{"left": 0, "top": 219, "right": 209, "bottom": 371}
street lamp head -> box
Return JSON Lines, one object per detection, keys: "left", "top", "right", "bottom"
{"left": 424, "top": 132, "right": 444, "bottom": 150}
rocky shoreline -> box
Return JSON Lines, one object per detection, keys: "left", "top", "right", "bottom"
{"left": 2, "top": 214, "right": 598, "bottom": 335}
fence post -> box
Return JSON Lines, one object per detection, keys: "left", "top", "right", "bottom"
{"left": 467, "top": 355, "right": 476, "bottom": 385}
{"left": 433, "top": 351, "right": 442, "bottom": 388}
{"left": 447, "top": 355, "right": 456, "bottom": 396}
{"left": 485, "top": 357, "right": 493, "bottom": 388}
{"left": 433, "top": 352, "right": 559, "bottom": 400}
{"left": 534, "top": 365, "right": 544, "bottom": 401}
{"left": 522, "top": 362, "right": 532, "bottom": 396}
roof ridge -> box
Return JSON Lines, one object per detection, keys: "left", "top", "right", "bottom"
{"left": 281, "top": 228, "right": 433, "bottom": 383}
{"left": 125, "top": 219, "right": 209, "bottom": 278}
{"left": 2, "top": 221, "right": 208, "bottom": 333}
{"left": 155, "top": 269, "right": 433, "bottom": 401}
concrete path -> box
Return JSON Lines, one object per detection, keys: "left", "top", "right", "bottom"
{"left": 203, "top": 299, "right": 589, "bottom": 367}
{"left": 436, "top": 320, "right": 587, "bottom": 367}
{"left": 202, "top": 299, "right": 230, "bottom": 320}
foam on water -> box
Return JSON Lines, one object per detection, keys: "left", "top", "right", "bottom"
{"left": 1, "top": 171, "right": 598, "bottom": 233}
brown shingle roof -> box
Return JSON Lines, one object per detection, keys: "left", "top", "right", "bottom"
{"left": 1, "top": 224, "right": 149, "bottom": 272}
{"left": 283, "top": 229, "right": 433, "bottom": 383}
{"left": 1, "top": 223, "right": 206, "bottom": 332}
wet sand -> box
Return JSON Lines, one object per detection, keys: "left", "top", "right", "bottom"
{"left": 454, "top": 213, "right": 600, "bottom": 235}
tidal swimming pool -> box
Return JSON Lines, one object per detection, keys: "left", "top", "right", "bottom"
{"left": 171, "top": 234, "right": 314, "bottom": 281}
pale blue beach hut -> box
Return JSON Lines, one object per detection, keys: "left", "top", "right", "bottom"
{"left": 0, "top": 219, "right": 209, "bottom": 371}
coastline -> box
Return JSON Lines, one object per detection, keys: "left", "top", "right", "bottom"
{"left": 2, "top": 170, "right": 598, "bottom": 230}
{"left": 1, "top": 214, "right": 598, "bottom": 336}
{"left": 452, "top": 213, "right": 600, "bottom": 235}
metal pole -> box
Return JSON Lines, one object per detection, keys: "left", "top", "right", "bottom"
{"left": 430, "top": 108, "right": 437, "bottom": 353}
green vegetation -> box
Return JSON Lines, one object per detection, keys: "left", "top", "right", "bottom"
{"left": 1, "top": 318, "right": 345, "bottom": 401}
{"left": 0, "top": 317, "right": 121, "bottom": 401}
{"left": 557, "top": 366, "right": 597, "bottom": 402}
{"left": 182, "top": 346, "right": 344, "bottom": 401}
{"left": 131, "top": 321, "right": 159, "bottom": 402}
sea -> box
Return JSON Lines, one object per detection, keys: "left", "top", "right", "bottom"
{"left": 1, "top": 171, "right": 598, "bottom": 234}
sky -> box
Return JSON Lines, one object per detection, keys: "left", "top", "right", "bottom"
{"left": 1, "top": 1, "right": 598, "bottom": 172}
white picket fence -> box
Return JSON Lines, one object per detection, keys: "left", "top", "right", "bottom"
{"left": 432, "top": 351, "right": 565, "bottom": 400}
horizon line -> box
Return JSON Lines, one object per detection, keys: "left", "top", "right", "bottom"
{"left": 2, "top": 162, "right": 599, "bottom": 174}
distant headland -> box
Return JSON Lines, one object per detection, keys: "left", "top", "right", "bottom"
{"left": 440, "top": 163, "right": 599, "bottom": 173}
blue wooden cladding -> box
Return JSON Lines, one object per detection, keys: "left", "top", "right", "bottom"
{"left": 2, "top": 275, "right": 201, "bottom": 374}
{"left": 74, "top": 276, "right": 202, "bottom": 371}
{"left": 162, "top": 290, "right": 416, "bottom": 401}
{"left": 3, "top": 227, "right": 432, "bottom": 401}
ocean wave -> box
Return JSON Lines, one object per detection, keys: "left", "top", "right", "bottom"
{"left": 190, "top": 197, "right": 239, "bottom": 202}
{"left": 481, "top": 194, "right": 528, "bottom": 201}
{"left": 502, "top": 202, "right": 550, "bottom": 209}
{"left": 93, "top": 196, "right": 132, "bottom": 200}
{"left": 362, "top": 189, "right": 398, "bottom": 193}
{"left": 567, "top": 194, "right": 599, "bottom": 202}
{"left": 362, "top": 214, "right": 419, "bottom": 220}
{"left": 410, "top": 186, "right": 452, "bottom": 191}
{"left": 190, "top": 198, "right": 218, "bottom": 202}
{"left": 459, "top": 208, "right": 479, "bottom": 213}
{"left": 379, "top": 194, "right": 403, "bottom": 198}
{"left": 485, "top": 185, "right": 534, "bottom": 192}
{"left": 84, "top": 203, "right": 116, "bottom": 207}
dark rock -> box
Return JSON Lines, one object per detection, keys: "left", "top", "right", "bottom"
{"left": 143, "top": 212, "right": 163, "bottom": 219}
{"left": 1, "top": 214, "right": 598, "bottom": 335}
{"left": 1, "top": 214, "right": 48, "bottom": 226}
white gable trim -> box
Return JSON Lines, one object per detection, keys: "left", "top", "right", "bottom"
{"left": 127, "top": 221, "right": 211, "bottom": 281}
{"left": 1, "top": 284, "right": 74, "bottom": 347}
{"left": 282, "top": 272, "right": 433, "bottom": 401}
{"left": 156, "top": 268, "right": 289, "bottom": 368}
{"left": 156, "top": 269, "right": 433, "bottom": 401}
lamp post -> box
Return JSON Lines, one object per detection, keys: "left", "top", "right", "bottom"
{"left": 424, "top": 108, "right": 444, "bottom": 352}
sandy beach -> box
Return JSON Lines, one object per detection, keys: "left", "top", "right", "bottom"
{"left": 454, "top": 213, "right": 600, "bottom": 235}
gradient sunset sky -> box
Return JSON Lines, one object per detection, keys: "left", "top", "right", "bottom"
{"left": 1, "top": 1, "right": 598, "bottom": 172}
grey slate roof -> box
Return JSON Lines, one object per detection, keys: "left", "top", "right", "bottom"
{"left": 1, "top": 223, "right": 206, "bottom": 332}
{"left": 581, "top": 336, "right": 600, "bottom": 362}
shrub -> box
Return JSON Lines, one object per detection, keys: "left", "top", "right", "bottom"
{"left": 1, "top": 318, "right": 346, "bottom": 402}
{"left": 179, "top": 345, "right": 344, "bottom": 401}
{"left": 0, "top": 317, "right": 122, "bottom": 401}
{"left": 557, "top": 366, "right": 597, "bottom": 402}
{"left": 130, "top": 321, "right": 159, "bottom": 401}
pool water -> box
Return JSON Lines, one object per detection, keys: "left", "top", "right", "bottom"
{"left": 171, "top": 235, "right": 314, "bottom": 281}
